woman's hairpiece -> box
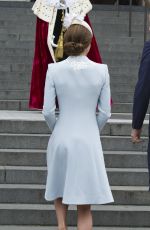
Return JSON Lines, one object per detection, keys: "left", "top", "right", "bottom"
{"left": 63, "top": 12, "right": 93, "bottom": 36}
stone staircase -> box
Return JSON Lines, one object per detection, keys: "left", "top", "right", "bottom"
{"left": 0, "top": 2, "right": 150, "bottom": 229}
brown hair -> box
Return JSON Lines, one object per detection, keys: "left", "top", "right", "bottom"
{"left": 64, "top": 24, "right": 92, "bottom": 56}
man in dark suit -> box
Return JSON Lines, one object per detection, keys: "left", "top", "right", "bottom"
{"left": 131, "top": 40, "right": 150, "bottom": 190}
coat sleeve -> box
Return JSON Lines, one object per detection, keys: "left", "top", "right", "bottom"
{"left": 42, "top": 64, "right": 57, "bottom": 132}
{"left": 132, "top": 42, "right": 150, "bottom": 129}
{"left": 96, "top": 65, "right": 111, "bottom": 132}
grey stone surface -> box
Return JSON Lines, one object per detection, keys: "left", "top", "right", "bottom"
{"left": 0, "top": 148, "right": 148, "bottom": 168}
{"left": 112, "top": 103, "right": 133, "bottom": 113}
{"left": 0, "top": 166, "right": 148, "bottom": 186}
{"left": 0, "top": 40, "right": 34, "bottom": 49}
{"left": 0, "top": 227, "right": 150, "bottom": 230}
{"left": 1, "top": 204, "right": 150, "bottom": 226}
{"left": 0, "top": 149, "right": 46, "bottom": 167}
{"left": 0, "top": 118, "right": 149, "bottom": 136}
{"left": 0, "top": 133, "right": 148, "bottom": 150}
{"left": 0, "top": 133, "right": 49, "bottom": 149}
{"left": 0, "top": 90, "right": 29, "bottom": 100}
{"left": 104, "top": 151, "right": 148, "bottom": 168}
{"left": 112, "top": 93, "right": 134, "bottom": 103}
{"left": 0, "top": 79, "right": 30, "bottom": 90}
{"left": 0, "top": 100, "right": 30, "bottom": 110}
{"left": 0, "top": 184, "right": 149, "bottom": 205}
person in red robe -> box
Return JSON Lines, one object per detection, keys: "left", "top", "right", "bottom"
{"left": 29, "top": 1, "right": 102, "bottom": 110}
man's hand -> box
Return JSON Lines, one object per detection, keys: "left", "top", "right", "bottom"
{"left": 131, "top": 129, "right": 142, "bottom": 143}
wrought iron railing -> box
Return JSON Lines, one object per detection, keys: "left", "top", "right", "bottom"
{"left": 115, "top": 0, "right": 149, "bottom": 43}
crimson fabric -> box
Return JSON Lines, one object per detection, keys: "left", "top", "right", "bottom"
{"left": 85, "top": 15, "right": 102, "bottom": 64}
{"left": 29, "top": 15, "right": 102, "bottom": 110}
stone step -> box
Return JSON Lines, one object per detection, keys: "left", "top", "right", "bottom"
{"left": 0, "top": 166, "right": 149, "bottom": 186}
{"left": 0, "top": 112, "right": 148, "bottom": 136}
{"left": 0, "top": 64, "right": 139, "bottom": 75}
{"left": 112, "top": 103, "right": 133, "bottom": 113}
{"left": 0, "top": 73, "right": 138, "bottom": 85}
{"left": 0, "top": 31, "right": 146, "bottom": 42}
{"left": 0, "top": 20, "right": 35, "bottom": 28}
{"left": 0, "top": 203, "right": 150, "bottom": 226}
{"left": 100, "top": 38, "right": 145, "bottom": 46}
{"left": 0, "top": 28, "right": 34, "bottom": 36}
{"left": 0, "top": 20, "right": 148, "bottom": 34}
{"left": 110, "top": 66, "right": 139, "bottom": 75}
{"left": 0, "top": 101, "right": 138, "bottom": 112}
{"left": 0, "top": 48, "right": 143, "bottom": 58}
{"left": 0, "top": 132, "right": 148, "bottom": 150}
{"left": 0, "top": 91, "right": 135, "bottom": 103}
{"left": 0, "top": 63, "right": 32, "bottom": 73}
{"left": 94, "top": 24, "right": 147, "bottom": 33}
{"left": 0, "top": 78, "right": 30, "bottom": 90}
{"left": 112, "top": 93, "right": 134, "bottom": 103}
{"left": 102, "top": 50, "right": 143, "bottom": 58}
{"left": 100, "top": 44, "right": 143, "bottom": 52}
{"left": 0, "top": 15, "right": 148, "bottom": 28}
{"left": 0, "top": 82, "right": 137, "bottom": 94}
{"left": 0, "top": 100, "right": 29, "bottom": 111}
{"left": 0, "top": 48, "right": 33, "bottom": 57}
{"left": 0, "top": 59, "right": 140, "bottom": 69}
{"left": 0, "top": 149, "right": 148, "bottom": 168}
{"left": 0, "top": 90, "right": 29, "bottom": 100}
{"left": 111, "top": 84, "right": 136, "bottom": 93}
{"left": 104, "top": 58, "right": 141, "bottom": 66}
{"left": 0, "top": 33, "right": 26, "bottom": 42}
{"left": 110, "top": 113, "right": 140, "bottom": 119}
{"left": 0, "top": 22, "right": 148, "bottom": 33}
{"left": 112, "top": 103, "right": 150, "bottom": 114}
{"left": 0, "top": 57, "right": 142, "bottom": 69}
{"left": 0, "top": 40, "right": 34, "bottom": 49}
{"left": 90, "top": 17, "right": 145, "bottom": 25}
{"left": 0, "top": 71, "right": 31, "bottom": 81}
{"left": 0, "top": 9, "right": 33, "bottom": 18}
{"left": 99, "top": 36, "right": 145, "bottom": 45}
{"left": 0, "top": 31, "right": 144, "bottom": 46}
{"left": 0, "top": 111, "right": 136, "bottom": 119}
{"left": 0, "top": 184, "right": 149, "bottom": 205}
{"left": 3, "top": 32, "right": 144, "bottom": 43}
{"left": 89, "top": 10, "right": 145, "bottom": 20}
{"left": 0, "top": 68, "right": 139, "bottom": 80}
{"left": 0, "top": 40, "right": 144, "bottom": 54}
{"left": 0, "top": 58, "right": 140, "bottom": 70}
{"left": 93, "top": 30, "right": 147, "bottom": 39}
{"left": 0, "top": 7, "right": 146, "bottom": 19}
{"left": 110, "top": 74, "right": 138, "bottom": 84}
{"left": 0, "top": 227, "right": 150, "bottom": 230}
{"left": 0, "top": 6, "right": 145, "bottom": 18}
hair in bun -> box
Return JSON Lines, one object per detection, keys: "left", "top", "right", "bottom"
{"left": 64, "top": 41, "right": 85, "bottom": 56}
{"left": 64, "top": 24, "right": 92, "bottom": 56}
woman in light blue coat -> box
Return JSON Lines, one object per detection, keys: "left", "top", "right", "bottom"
{"left": 42, "top": 18, "right": 114, "bottom": 230}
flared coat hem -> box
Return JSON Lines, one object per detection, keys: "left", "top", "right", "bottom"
{"left": 44, "top": 193, "right": 114, "bottom": 205}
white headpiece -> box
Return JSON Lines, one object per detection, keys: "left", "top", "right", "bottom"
{"left": 46, "top": 0, "right": 75, "bottom": 7}
{"left": 63, "top": 12, "right": 93, "bottom": 36}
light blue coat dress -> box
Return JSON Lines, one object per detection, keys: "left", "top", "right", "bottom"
{"left": 42, "top": 55, "right": 114, "bottom": 205}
